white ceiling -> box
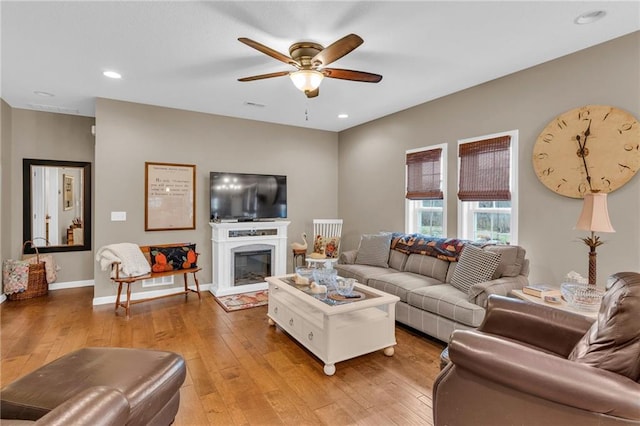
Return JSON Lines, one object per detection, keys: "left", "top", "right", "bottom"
{"left": 2, "top": 1, "right": 639, "bottom": 132}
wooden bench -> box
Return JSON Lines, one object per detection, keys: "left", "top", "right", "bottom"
{"left": 110, "top": 243, "right": 202, "bottom": 318}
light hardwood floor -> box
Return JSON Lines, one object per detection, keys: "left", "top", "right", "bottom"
{"left": 1, "top": 287, "right": 445, "bottom": 425}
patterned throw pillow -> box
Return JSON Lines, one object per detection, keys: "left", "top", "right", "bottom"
{"left": 355, "top": 233, "right": 392, "bottom": 268}
{"left": 313, "top": 235, "right": 325, "bottom": 254}
{"left": 324, "top": 237, "right": 341, "bottom": 259}
{"left": 450, "top": 244, "right": 502, "bottom": 294}
{"left": 2, "top": 259, "right": 30, "bottom": 294}
{"left": 150, "top": 244, "right": 197, "bottom": 273}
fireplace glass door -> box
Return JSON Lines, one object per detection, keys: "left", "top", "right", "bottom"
{"left": 233, "top": 246, "right": 272, "bottom": 286}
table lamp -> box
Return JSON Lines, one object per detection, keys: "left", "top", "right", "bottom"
{"left": 575, "top": 191, "right": 615, "bottom": 287}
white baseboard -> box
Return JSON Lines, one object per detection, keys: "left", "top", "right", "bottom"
{"left": 49, "top": 280, "right": 94, "bottom": 290}
{"left": 92, "top": 283, "right": 212, "bottom": 306}
{"left": 0, "top": 280, "right": 93, "bottom": 304}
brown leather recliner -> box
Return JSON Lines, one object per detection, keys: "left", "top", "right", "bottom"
{"left": 1, "top": 347, "right": 186, "bottom": 425}
{"left": 433, "top": 271, "right": 640, "bottom": 426}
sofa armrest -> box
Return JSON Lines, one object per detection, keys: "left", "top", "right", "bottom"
{"left": 31, "top": 386, "right": 130, "bottom": 426}
{"left": 468, "top": 275, "right": 528, "bottom": 307}
{"left": 448, "top": 330, "right": 640, "bottom": 421}
{"left": 478, "top": 295, "right": 593, "bottom": 356}
{"left": 339, "top": 250, "right": 358, "bottom": 265}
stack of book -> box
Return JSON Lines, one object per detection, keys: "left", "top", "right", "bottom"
{"left": 522, "top": 284, "right": 561, "bottom": 299}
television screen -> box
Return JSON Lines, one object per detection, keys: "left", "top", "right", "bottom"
{"left": 210, "top": 172, "right": 287, "bottom": 221}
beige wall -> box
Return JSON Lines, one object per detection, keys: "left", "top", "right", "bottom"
{"left": 3, "top": 108, "right": 95, "bottom": 282}
{"left": 1, "top": 100, "right": 12, "bottom": 266}
{"left": 93, "top": 99, "right": 338, "bottom": 298}
{"left": 338, "top": 32, "right": 640, "bottom": 286}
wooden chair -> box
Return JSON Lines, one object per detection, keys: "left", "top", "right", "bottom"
{"left": 307, "top": 219, "right": 343, "bottom": 267}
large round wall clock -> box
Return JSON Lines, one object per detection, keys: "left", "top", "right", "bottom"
{"left": 532, "top": 105, "right": 640, "bottom": 198}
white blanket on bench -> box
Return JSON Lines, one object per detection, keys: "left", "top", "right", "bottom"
{"left": 96, "top": 243, "right": 151, "bottom": 278}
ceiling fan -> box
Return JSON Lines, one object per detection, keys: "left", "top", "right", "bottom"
{"left": 237, "top": 33, "right": 382, "bottom": 98}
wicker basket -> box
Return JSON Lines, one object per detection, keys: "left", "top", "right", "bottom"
{"left": 8, "top": 241, "right": 48, "bottom": 301}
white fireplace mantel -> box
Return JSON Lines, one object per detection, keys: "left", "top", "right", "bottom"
{"left": 210, "top": 221, "right": 290, "bottom": 297}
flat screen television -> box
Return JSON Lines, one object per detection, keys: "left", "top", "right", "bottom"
{"left": 210, "top": 172, "right": 287, "bottom": 221}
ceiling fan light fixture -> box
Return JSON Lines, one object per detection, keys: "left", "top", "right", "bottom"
{"left": 289, "top": 70, "right": 324, "bottom": 92}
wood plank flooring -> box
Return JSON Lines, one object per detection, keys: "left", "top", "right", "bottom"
{"left": 1, "top": 287, "right": 445, "bottom": 425}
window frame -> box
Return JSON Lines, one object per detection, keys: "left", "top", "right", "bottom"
{"left": 405, "top": 143, "right": 448, "bottom": 236}
{"left": 457, "top": 130, "right": 519, "bottom": 244}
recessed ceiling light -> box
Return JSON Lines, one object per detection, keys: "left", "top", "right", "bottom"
{"left": 33, "top": 91, "right": 54, "bottom": 97}
{"left": 574, "top": 10, "right": 606, "bottom": 25}
{"left": 338, "top": 113, "right": 349, "bottom": 119}
{"left": 103, "top": 70, "right": 122, "bottom": 79}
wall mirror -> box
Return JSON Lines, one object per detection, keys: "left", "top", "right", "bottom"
{"left": 23, "top": 158, "right": 92, "bottom": 253}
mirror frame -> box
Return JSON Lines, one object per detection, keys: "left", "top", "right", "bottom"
{"left": 23, "top": 158, "right": 92, "bottom": 254}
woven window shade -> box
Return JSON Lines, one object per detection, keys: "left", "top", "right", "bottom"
{"left": 458, "top": 136, "right": 511, "bottom": 201}
{"left": 406, "top": 148, "right": 443, "bottom": 200}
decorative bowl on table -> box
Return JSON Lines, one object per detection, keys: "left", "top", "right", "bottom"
{"left": 312, "top": 268, "right": 338, "bottom": 289}
{"left": 561, "top": 282, "right": 604, "bottom": 312}
{"left": 335, "top": 277, "right": 356, "bottom": 296}
{"left": 294, "top": 267, "right": 314, "bottom": 285}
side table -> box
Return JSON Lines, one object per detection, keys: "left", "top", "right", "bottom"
{"left": 510, "top": 289, "right": 598, "bottom": 320}
{"left": 292, "top": 248, "right": 306, "bottom": 268}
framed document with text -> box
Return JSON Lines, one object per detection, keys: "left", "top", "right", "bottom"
{"left": 145, "top": 162, "right": 196, "bottom": 231}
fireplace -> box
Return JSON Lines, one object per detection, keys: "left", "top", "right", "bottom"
{"left": 210, "top": 221, "right": 289, "bottom": 297}
{"left": 233, "top": 245, "right": 273, "bottom": 286}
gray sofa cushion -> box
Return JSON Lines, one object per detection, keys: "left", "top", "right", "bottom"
{"left": 406, "top": 284, "right": 486, "bottom": 327}
{"left": 403, "top": 253, "right": 450, "bottom": 282}
{"left": 484, "top": 244, "right": 526, "bottom": 278}
{"left": 334, "top": 263, "right": 397, "bottom": 285}
{"left": 388, "top": 250, "right": 408, "bottom": 271}
{"left": 368, "top": 272, "right": 442, "bottom": 303}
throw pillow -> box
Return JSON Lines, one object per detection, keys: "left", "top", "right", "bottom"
{"left": 450, "top": 244, "right": 502, "bottom": 294}
{"left": 324, "top": 237, "right": 340, "bottom": 259}
{"left": 313, "top": 235, "right": 325, "bottom": 255}
{"left": 150, "top": 244, "right": 197, "bottom": 272}
{"left": 355, "top": 233, "right": 392, "bottom": 268}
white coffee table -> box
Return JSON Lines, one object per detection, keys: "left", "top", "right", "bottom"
{"left": 266, "top": 275, "right": 400, "bottom": 376}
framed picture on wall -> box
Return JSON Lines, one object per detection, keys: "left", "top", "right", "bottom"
{"left": 145, "top": 162, "right": 196, "bottom": 231}
{"left": 63, "top": 174, "right": 74, "bottom": 211}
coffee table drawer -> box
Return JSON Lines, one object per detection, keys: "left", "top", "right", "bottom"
{"left": 301, "top": 320, "right": 324, "bottom": 353}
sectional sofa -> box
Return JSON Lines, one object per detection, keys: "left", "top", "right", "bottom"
{"left": 335, "top": 232, "right": 529, "bottom": 343}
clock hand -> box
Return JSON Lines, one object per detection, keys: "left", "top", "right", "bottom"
{"left": 576, "top": 120, "right": 593, "bottom": 191}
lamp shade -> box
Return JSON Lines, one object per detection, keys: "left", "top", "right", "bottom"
{"left": 575, "top": 192, "right": 615, "bottom": 233}
{"left": 289, "top": 70, "right": 324, "bottom": 92}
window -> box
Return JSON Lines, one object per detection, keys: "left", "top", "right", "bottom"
{"left": 457, "top": 131, "right": 518, "bottom": 244}
{"left": 405, "top": 144, "right": 447, "bottom": 236}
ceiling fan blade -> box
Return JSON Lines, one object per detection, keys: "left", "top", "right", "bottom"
{"left": 312, "top": 34, "right": 363, "bottom": 67}
{"left": 238, "top": 71, "right": 290, "bottom": 82}
{"left": 305, "top": 88, "right": 319, "bottom": 98}
{"left": 322, "top": 68, "right": 383, "bottom": 83}
{"left": 238, "top": 37, "right": 300, "bottom": 67}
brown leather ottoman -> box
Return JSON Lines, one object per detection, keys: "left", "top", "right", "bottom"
{"left": 1, "top": 347, "right": 186, "bottom": 425}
